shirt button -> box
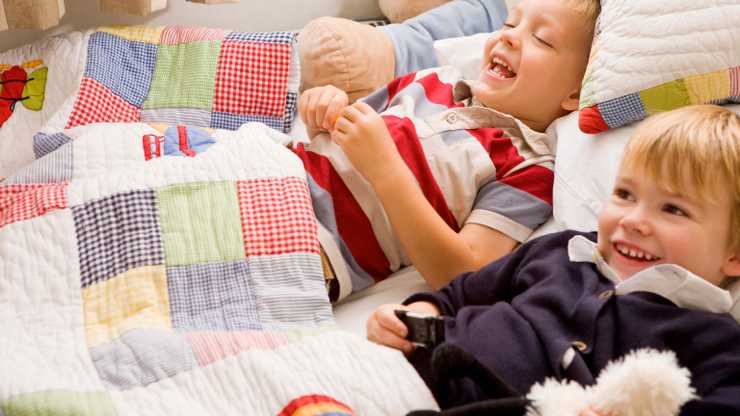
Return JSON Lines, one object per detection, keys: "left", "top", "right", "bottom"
{"left": 572, "top": 341, "right": 587, "bottom": 351}
{"left": 445, "top": 113, "right": 458, "bottom": 124}
{"left": 599, "top": 290, "right": 614, "bottom": 299}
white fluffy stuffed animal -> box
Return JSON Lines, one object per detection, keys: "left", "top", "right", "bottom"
{"left": 526, "top": 349, "right": 696, "bottom": 416}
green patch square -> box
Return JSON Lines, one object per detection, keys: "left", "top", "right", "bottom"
{"left": 638, "top": 79, "right": 691, "bottom": 116}
{"left": 579, "top": 72, "right": 596, "bottom": 110}
{"left": 1, "top": 390, "right": 117, "bottom": 416}
{"left": 143, "top": 41, "right": 221, "bottom": 110}
{"left": 157, "top": 181, "right": 245, "bottom": 266}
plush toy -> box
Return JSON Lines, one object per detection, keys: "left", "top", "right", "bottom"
{"left": 297, "top": 0, "right": 509, "bottom": 103}
{"left": 379, "top": 0, "right": 454, "bottom": 24}
{"left": 407, "top": 343, "right": 696, "bottom": 416}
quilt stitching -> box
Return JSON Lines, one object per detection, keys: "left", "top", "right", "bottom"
{"left": 0, "top": 183, "right": 68, "bottom": 228}
{"left": 73, "top": 189, "right": 165, "bottom": 288}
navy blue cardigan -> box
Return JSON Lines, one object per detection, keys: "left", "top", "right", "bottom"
{"left": 405, "top": 230, "right": 740, "bottom": 414}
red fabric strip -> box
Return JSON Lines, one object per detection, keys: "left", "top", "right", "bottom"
{"left": 177, "top": 125, "right": 196, "bottom": 157}
{"left": 277, "top": 394, "right": 352, "bottom": 416}
{"left": 467, "top": 127, "right": 523, "bottom": 179}
{"left": 499, "top": 165, "right": 554, "bottom": 205}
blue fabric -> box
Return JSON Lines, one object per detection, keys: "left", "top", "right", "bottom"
{"left": 223, "top": 31, "right": 295, "bottom": 45}
{"left": 72, "top": 189, "right": 165, "bottom": 289}
{"left": 6, "top": 142, "right": 73, "bottom": 184}
{"left": 162, "top": 126, "right": 217, "bottom": 158}
{"left": 33, "top": 131, "right": 72, "bottom": 159}
{"left": 211, "top": 111, "right": 285, "bottom": 131}
{"left": 379, "top": 0, "right": 508, "bottom": 77}
{"left": 598, "top": 93, "right": 648, "bottom": 129}
{"left": 167, "top": 260, "right": 261, "bottom": 332}
{"left": 84, "top": 31, "right": 157, "bottom": 108}
{"left": 282, "top": 91, "right": 298, "bottom": 132}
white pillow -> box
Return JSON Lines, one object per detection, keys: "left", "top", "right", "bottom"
{"left": 434, "top": 32, "right": 490, "bottom": 81}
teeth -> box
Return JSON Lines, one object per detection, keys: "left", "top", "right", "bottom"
{"left": 491, "top": 56, "right": 514, "bottom": 72}
{"left": 615, "top": 244, "right": 657, "bottom": 261}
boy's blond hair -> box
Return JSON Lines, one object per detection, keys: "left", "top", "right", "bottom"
{"left": 621, "top": 105, "right": 740, "bottom": 253}
{"left": 569, "top": 0, "right": 601, "bottom": 30}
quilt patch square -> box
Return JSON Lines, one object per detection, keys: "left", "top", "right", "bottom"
{"left": 639, "top": 79, "right": 692, "bottom": 116}
{"left": 33, "top": 131, "right": 72, "bottom": 159}
{"left": 157, "top": 181, "right": 245, "bottom": 266}
{"left": 731, "top": 66, "right": 740, "bottom": 99}
{"left": 66, "top": 77, "right": 141, "bottom": 129}
{"left": 0, "top": 183, "right": 68, "bottom": 229}
{"left": 185, "top": 330, "right": 290, "bottom": 366}
{"left": 212, "top": 40, "right": 291, "bottom": 117}
{"left": 210, "top": 111, "right": 285, "bottom": 131}
{"left": 143, "top": 41, "right": 221, "bottom": 111}
{"left": 90, "top": 328, "right": 199, "bottom": 391}
{"left": 684, "top": 69, "right": 731, "bottom": 106}
{"left": 167, "top": 260, "right": 260, "bottom": 332}
{"left": 0, "top": 390, "right": 117, "bottom": 416}
{"left": 82, "top": 265, "right": 171, "bottom": 348}
{"left": 84, "top": 31, "right": 157, "bottom": 107}
{"left": 238, "top": 177, "right": 319, "bottom": 257}
{"left": 5, "top": 142, "right": 73, "bottom": 185}
{"left": 160, "top": 26, "right": 230, "bottom": 45}
{"left": 597, "top": 93, "right": 648, "bottom": 129}
{"left": 72, "top": 189, "right": 165, "bottom": 288}
{"left": 97, "top": 25, "right": 166, "bottom": 44}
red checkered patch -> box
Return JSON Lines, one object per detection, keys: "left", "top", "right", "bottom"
{"left": 66, "top": 77, "right": 141, "bottom": 129}
{"left": 0, "top": 183, "right": 69, "bottom": 228}
{"left": 238, "top": 177, "right": 319, "bottom": 257}
{"left": 213, "top": 41, "right": 291, "bottom": 118}
{"left": 185, "top": 331, "right": 290, "bottom": 366}
{"left": 159, "top": 26, "right": 231, "bottom": 45}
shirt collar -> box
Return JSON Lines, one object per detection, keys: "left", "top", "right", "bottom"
{"left": 567, "top": 235, "right": 736, "bottom": 320}
{"left": 452, "top": 80, "right": 550, "bottom": 156}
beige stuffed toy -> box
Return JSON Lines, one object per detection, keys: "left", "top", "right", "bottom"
{"left": 297, "top": 0, "right": 509, "bottom": 103}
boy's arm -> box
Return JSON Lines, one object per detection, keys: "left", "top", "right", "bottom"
{"left": 332, "top": 103, "right": 519, "bottom": 290}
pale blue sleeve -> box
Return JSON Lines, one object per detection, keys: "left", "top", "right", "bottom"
{"left": 378, "top": 0, "right": 508, "bottom": 77}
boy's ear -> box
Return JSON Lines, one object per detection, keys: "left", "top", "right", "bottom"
{"left": 721, "top": 252, "right": 740, "bottom": 278}
{"left": 561, "top": 90, "right": 581, "bottom": 112}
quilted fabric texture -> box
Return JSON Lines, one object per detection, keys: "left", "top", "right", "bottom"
{"left": 578, "top": 1, "right": 740, "bottom": 134}
{"left": 0, "top": 122, "right": 438, "bottom": 415}
{"left": 32, "top": 25, "right": 299, "bottom": 160}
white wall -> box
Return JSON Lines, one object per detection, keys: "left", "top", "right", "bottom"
{"left": 0, "top": 0, "right": 383, "bottom": 53}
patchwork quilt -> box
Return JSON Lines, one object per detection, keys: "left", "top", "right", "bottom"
{"left": 0, "top": 24, "right": 300, "bottom": 179}
{"left": 0, "top": 121, "right": 438, "bottom": 415}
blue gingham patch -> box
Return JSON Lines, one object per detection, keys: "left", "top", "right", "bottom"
{"left": 84, "top": 31, "right": 157, "bottom": 108}
{"left": 140, "top": 108, "right": 212, "bottom": 128}
{"left": 73, "top": 189, "right": 165, "bottom": 288}
{"left": 598, "top": 93, "right": 649, "bottom": 129}
{"left": 5, "top": 142, "right": 73, "bottom": 185}
{"left": 223, "top": 31, "right": 294, "bottom": 45}
{"left": 211, "top": 111, "right": 284, "bottom": 132}
{"left": 34, "top": 132, "right": 72, "bottom": 159}
{"left": 167, "top": 260, "right": 261, "bottom": 332}
{"left": 282, "top": 91, "right": 298, "bottom": 132}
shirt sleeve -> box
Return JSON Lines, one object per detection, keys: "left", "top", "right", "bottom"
{"left": 403, "top": 233, "right": 554, "bottom": 316}
{"left": 466, "top": 163, "right": 554, "bottom": 242}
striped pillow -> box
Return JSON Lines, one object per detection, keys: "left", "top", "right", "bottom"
{"left": 578, "top": 0, "right": 740, "bottom": 134}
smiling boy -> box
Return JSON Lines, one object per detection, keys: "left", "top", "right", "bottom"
{"left": 296, "top": 0, "right": 599, "bottom": 298}
{"left": 367, "top": 105, "right": 740, "bottom": 414}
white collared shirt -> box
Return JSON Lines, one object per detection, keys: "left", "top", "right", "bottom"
{"left": 560, "top": 235, "right": 737, "bottom": 370}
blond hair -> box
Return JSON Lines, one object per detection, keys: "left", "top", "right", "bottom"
{"left": 569, "top": 0, "right": 601, "bottom": 29}
{"left": 621, "top": 105, "right": 740, "bottom": 253}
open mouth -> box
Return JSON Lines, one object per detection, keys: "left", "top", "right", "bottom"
{"left": 614, "top": 243, "right": 661, "bottom": 262}
{"left": 489, "top": 56, "right": 517, "bottom": 79}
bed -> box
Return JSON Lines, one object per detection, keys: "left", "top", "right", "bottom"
{"left": 3, "top": 0, "right": 740, "bottom": 414}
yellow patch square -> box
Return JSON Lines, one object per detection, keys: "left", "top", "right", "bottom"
{"left": 97, "top": 25, "right": 166, "bottom": 44}
{"left": 83, "top": 265, "right": 171, "bottom": 348}
{"left": 684, "top": 69, "right": 731, "bottom": 106}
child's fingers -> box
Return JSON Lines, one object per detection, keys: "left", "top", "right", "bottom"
{"left": 323, "top": 96, "right": 346, "bottom": 130}
{"left": 367, "top": 315, "right": 414, "bottom": 353}
{"left": 350, "top": 101, "right": 377, "bottom": 116}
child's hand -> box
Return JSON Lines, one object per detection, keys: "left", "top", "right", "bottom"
{"left": 298, "top": 85, "right": 348, "bottom": 138}
{"left": 366, "top": 304, "right": 415, "bottom": 354}
{"left": 331, "top": 102, "right": 405, "bottom": 186}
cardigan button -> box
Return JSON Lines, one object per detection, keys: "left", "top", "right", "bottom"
{"left": 572, "top": 341, "right": 587, "bottom": 351}
{"left": 599, "top": 290, "right": 613, "bottom": 299}
{"left": 446, "top": 113, "right": 458, "bottom": 124}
